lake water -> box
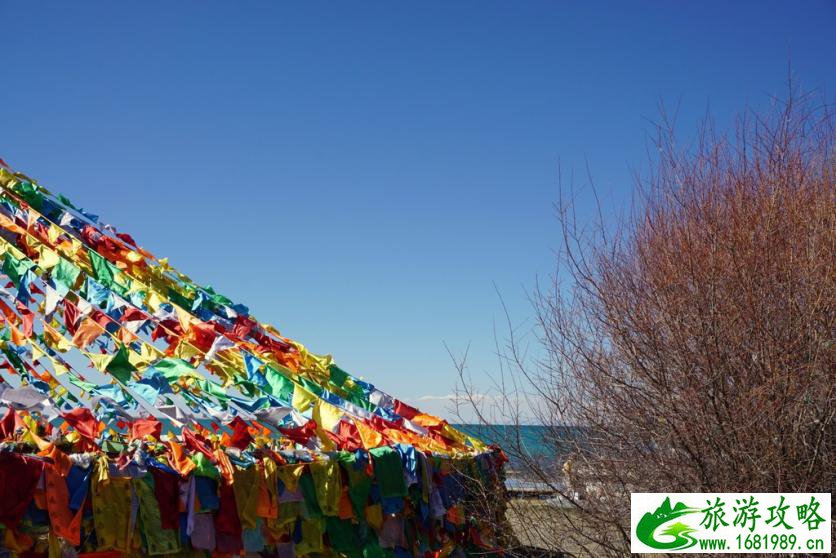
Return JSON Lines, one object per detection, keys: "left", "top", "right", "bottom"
{"left": 453, "top": 423, "right": 586, "bottom": 473}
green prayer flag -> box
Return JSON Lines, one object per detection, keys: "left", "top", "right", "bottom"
{"left": 88, "top": 250, "right": 115, "bottom": 288}
{"left": 105, "top": 344, "right": 136, "bottom": 383}
{"left": 190, "top": 453, "right": 221, "bottom": 480}
{"left": 1, "top": 345, "right": 27, "bottom": 375}
{"left": 329, "top": 364, "right": 350, "bottom": 388}
{"left": 194, "top": 378, "right": 230, "bottom": 401}
{"left": 346, "top": 391, "right": 373, "bottom": 411}
{"left": 264, "top": 366, "right": 295, "bottom": 401}
{"left": 53, "top": 257, "right": 81, "bottom": 294}
{"left": 12, "top": 181, "right": 45, "bottom": 211}
{"left": 362, "top": 539, "right": 386, "bottom": 558}
{"left": 325, "top": 517, "right": 362, "bottom": 557}
{"left": 204, "top": 285, "right": 232, "bottom": 306}
{"left": 369, "top": 446, "right": 408, "bottom": 498}
{"left": 234, "top": 379, "right": 259, "bottom": 398}
{"left": 2, "top": 252, "right": 30, "bottom": 287}
{"left": 57, "top": 194, "right": 77, "bottom": 209}
{"left": 67, "top": 375, "right": 98, "bottom": 393}
{"left": 299, "top": 469, "right": 323, "bottom": 518}
{"left": 155, "top": 357, "right": 198, "bottom": 381}
{"left": 167, "top": 287, "right": 193, "bottom": 310}
{"left": 298, "top": 375, "right": 324, "bottom": 397}
{"left": 337, "top": 451, "right": 373, "bottom": 518}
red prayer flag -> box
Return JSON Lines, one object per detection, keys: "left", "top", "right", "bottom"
{"left": 227, "top": 416, "right": 253, "bottom": 450}
{"left": 61, "top": 408, "right": 100, "bottom": 442}
{"left": 130, "top": 417, "right": 162, "bottom": 441}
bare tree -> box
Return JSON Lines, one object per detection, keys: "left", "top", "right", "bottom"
{"left": 455, "top": 89, "right": 834, "bottom": 557}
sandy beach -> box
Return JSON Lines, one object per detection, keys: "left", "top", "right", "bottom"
{"left": 506, "top": 497, "right": 617, "bottom": 557}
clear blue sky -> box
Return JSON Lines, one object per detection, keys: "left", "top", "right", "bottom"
{"left": 1, "top": 2, "right": 833, "bottom": 420}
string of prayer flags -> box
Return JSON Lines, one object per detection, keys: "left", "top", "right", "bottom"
{"left": 0, "top": 161, "right": 508, "bottom": 557}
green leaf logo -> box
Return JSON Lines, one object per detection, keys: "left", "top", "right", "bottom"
{"left": 636, "top": 497, "right": 700, "bottom": 550}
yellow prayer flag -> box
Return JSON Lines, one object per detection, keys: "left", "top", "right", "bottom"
{"left": 123, "top": 342, "right": 158, "bottom": 372}
{"left": 124, "top": 250, "right": 143, "bottom": 264}
{"left": 467, "top": 435, "right": 488, "bottom": 452}
{"left": 173, "top": 305, "right": 193, "bottom": 331}
{"left": 38, "top": 246, "right": 60, "bottom": 269}
{"left": 312, "top": 400, "right": 342, "bottom": 432}
{"left": 20, "top": 415, "right": 51, "bottom": 451}
{"left": 47, "top": 355, "right": 70, "bottom": 376}
{"left": 146, "top": 290, "right": 164, "bottom": 312}
{"left": 440, "top": 423, "right": 467, "bottom": 446}
{"left": 354, "top": 419, "right": 384, "bottom": 450}
{"left": 84, "top": 351, "right": 113, "bottom": 372}
{"left": 276, "top": 463, "right": 305, "bottom": 492}
{"left": 47, "top": 224, "right": 62, "bottom": 245}
{"left": 31, "top": 343, "right": 46, "bottom": 362}
{"left": 170, "top": 340, "right": 198, "bottom": 361}
{"left": 291, "top": 385, "right": 316, "bottom": 413}
{"left": 42, "top": 324, "right": 73, "bottom": 353}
